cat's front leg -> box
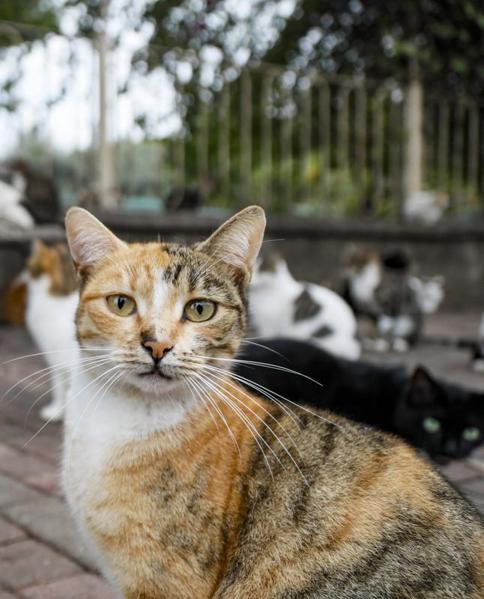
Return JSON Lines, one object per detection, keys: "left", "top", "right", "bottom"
{"left": 40, "top": 369, "right": 67, "bottom": 421}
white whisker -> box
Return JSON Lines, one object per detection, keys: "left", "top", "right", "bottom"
{"left": 194, "top": 372, "right": 279, "bottom": 480}
{"left": 198, "top": 370, "right": 308, "bottom": 484}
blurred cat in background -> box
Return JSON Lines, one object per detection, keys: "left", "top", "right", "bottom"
{"left": 0, "top": 160, "right": 60, "bottom": 226}
{"left": 250, "top": 253, "right": 361, "bottom": 360}
{"left": 472, "top": 314, "right": 484, "bottom": 372}
{"left": 343, "top": 247, "right": 444, "bottom": 351}
{"left": 236, "top": 337, "right": 484, "bottom": 462}
{"left": 4, "top": 241, "right": 79, "bottom": 421}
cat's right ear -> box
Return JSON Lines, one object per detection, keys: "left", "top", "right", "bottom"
{"left": 65, "top": 207, "right": 126, "bottom": 275}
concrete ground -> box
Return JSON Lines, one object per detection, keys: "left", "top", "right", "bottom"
{"left": 0, "top": 317, "right": 483, "bottom": 597}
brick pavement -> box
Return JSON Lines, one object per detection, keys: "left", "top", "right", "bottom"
{"left": 0, "top": 320, "right": 483, "bottom": 596}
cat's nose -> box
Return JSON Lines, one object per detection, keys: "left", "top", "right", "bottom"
{"left": 443, "top": 439, "right": 458, "bottom": 456}
{"left": 142, "top": 338, "right": 173, "bottom": 363}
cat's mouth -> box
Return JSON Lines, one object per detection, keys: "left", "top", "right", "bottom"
{"left": 138, "top": 368, "right": 173, "bottom": 380}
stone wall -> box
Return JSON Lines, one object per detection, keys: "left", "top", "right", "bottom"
{"left": 1, "top": 214, "right": 483, "bottom": 322}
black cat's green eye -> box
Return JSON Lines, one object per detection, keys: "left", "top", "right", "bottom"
{"left": 184, "top": 299, "right": 216, "bottom": 322}
{"left": 106, "top": 294, "right": 136, "bottom": 317}
{"left": 462, "top": 427, "right": 480, "bottom": 443}
{"left": 422, "top": 417, "right": 441, "bottom": 434}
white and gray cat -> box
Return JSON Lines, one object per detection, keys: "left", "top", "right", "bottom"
{"left": 249, "top": 253, "right": 361, "bottom": 360}
{"left": 343, "top": 248, "right": 444, "bottom": 352}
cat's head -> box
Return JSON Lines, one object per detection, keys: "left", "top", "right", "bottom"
{"left": 409, "top": 275, "right": 445, "bottom": 315}
{"left": 395, "top": 366, "right": 484, "bottom": 461}
{"left": 65, "top": 206, "right": 265, "bottom": 395}
{"left": 343, "top": 246, "right": 380, "bottom": 273}
{"left": 251, "top": 252, "right": 293, "bottom": 291}
{"left": 27, "top": 240, "right": 77, "bottom": 296}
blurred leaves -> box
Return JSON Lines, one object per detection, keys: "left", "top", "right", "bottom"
{"left": 0, "top": 1, "right": 59, "bottom": 47}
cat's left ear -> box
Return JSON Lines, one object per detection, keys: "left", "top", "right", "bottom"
{"left": 197, "top": 206, "right": 266, "bottom": 275}
{"left": 407, "top": 366, "right": 443, "bottom": 406}
{"left": 65, "top": 207, "right": 127, "bottom": 274}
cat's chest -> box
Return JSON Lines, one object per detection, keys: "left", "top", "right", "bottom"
{"left": 64, "top": 429, "right": 228, "bottom": 598}
{"left": 63, "top": 382, "right": 225, "bottom": 596}
{"left": 26, "top": 277, "right": 78, "bottom": 350}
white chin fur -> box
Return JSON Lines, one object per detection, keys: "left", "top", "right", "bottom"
{"left": 123, "top": 371, "right": 186, "bottom": 395}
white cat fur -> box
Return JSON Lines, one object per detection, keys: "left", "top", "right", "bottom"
{"left": 25, "top": 274, "right": 79, "bottom": 421}
{"left": 250, "top": 258, "right": 361, "bottom": 360}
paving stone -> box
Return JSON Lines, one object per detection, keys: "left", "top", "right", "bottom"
{"left": 0, "top": 444, "right": 59, "bottom": 495}
{"left": 0, "top": 474, "right": 44, "bottom": 509}
{"left": 0, "top": 422, "right": 61, "bottom": 465}
{"left": 0, "top": 517, "right": 25, "bottom": 545}
{"left": 3, "top": 496, "right": 97, "bottom": 571}
{"left": 20, "top": 574, "right": 116, "bottom": 599}
{"left": 458, "top": 477, "right": 484, "bottom": 498}
{"left": 438, "top": 460, "right": 482, "bottom": 483}
{"left": 0, "top": 540, "right": 80, "bottom": 591}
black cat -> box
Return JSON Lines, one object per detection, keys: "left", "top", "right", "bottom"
{"left": 235, "top": 338, "right": 484, "bottom": 461}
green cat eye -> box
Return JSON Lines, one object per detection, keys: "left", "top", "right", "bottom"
{"left": 422, "top": 417, "right": 441, "bottom": 434}
{"left": 184, "top": 299, "right": 216, "bottom": 322}
{"left": 462, "top": 427, "right": 480, "bottom": 443}
{"left": 106, "top": 294, "right": 136, "bottom": 317}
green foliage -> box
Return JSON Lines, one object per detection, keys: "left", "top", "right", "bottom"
{"left": 261, "top": 0, "right": 484, "bottom": 95}
{"left": 142, "top": 0, "right": 484, "bottom": 95}
{"left": 0, "top": 1, "right": 59, "bottom": 47}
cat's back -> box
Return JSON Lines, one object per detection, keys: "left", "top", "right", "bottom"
{"left": 305, "top": 281, "right": 357, "bottom": 331}
{"left": 218, "top": 404, "right": 483, "bottom": 598}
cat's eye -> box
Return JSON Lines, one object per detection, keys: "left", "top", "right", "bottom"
{"left": 106, "top": 294, "right": 136, "bottom": 317}
{"left": 422, "top": 417, "right": 441, "bottom": 434}
{"left": 184, "top": 299, "right": 216, "bottom": 322}
{"left": 462, "top": 427, "right": 480, "bottom": 443}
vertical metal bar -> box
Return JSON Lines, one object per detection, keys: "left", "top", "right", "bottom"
{"left": 97, "top": 0, "right": 117, "bottom": 208}
{"left": 172, "top": 85, "right": 186, "bottom": 199}
{"left": 240, "top": 70, "right": 252, "bottom": 206}
{"left": 468, "top": 101, "right": 479, "bottom": 206}
{"left": 197, "top": 91, "right": 209, "bottom": 201}
{"left": 260, "top": 72, "right": 273, "bottom": 208}
{"left": 437, "top": 100, "right": 449, "bottom": 193}
{"left": 479, "top": 109, "right": 484, "bottom": 205}
{"left": 371, "top": 88, "right": 386, "bottom": 214}
{"left": 452, "top": 101, "right": 465, "bottom": 208}
{"left": 388, "top": 92, "right": 402, "bottom": 219}
{"left": 281, "top": 86, "right": 293, "bottom": 210}
{"left": 337, "top": 86, "right": 350, "bottom": 172}
{"left": 218, "top": 83, "right": 230, "bottom": 202}
{"left": 423, "top": 99, "right": 434, "bottom": 191}
{"left": 355, "top": 84, "right": 367, "bottom": 213}
{"left": 318, "top": 80, "right": 331, "bottom": 205}
{"left": 299, "top": 77, "right": 312, "bottom": 204}
{"left": 175, "top": 126, "right": 186, "bottom": 196}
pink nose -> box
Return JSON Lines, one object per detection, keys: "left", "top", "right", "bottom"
{"left": 142, "top": 339, "right": 173, "bottom": 361}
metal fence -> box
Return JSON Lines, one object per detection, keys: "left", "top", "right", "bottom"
{"left": 1, "top": 27, "right": 483, "bottom": 219}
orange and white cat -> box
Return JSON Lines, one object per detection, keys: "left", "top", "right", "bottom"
{"left": 62, "top": 207, "right": 483, "bottom": 599}
{"left": 4, "top": 241, "right": 79, "bottom": 421}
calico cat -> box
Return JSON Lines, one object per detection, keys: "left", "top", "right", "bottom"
{"left": 61, "top": 206, "right": 483, "bottom": 599}
{"left": 236, "top": 338, "right": 484, "bottom": 461}
{"left": 250, "top": 253, "right": 361, "bottom": 360}
{"left": 21, "top": 241, "right": 78, "bottom": 421}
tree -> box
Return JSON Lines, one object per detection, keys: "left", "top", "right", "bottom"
{"left": 142, "top": 0, "right": 484, "bottom": 96}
